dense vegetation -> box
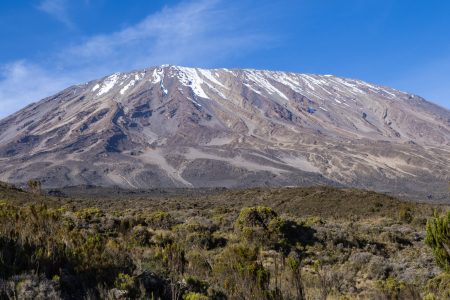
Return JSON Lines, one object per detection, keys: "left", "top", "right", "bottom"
{"left": 0, "top": 182, "right": 450, "bottom": 299}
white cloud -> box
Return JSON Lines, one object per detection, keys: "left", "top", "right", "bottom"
{"left": 0, "top": 0, "right": 271, "bottom": 119}
{"left": 62, "top": 0, "right": 268, "bottom": 70}
{"left": 37, "top": 0, "right": 74, "bottom": 29}
{"left": 0, "top": 61, "right": 75, "bottom": 118}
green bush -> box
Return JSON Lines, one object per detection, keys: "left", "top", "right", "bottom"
{"left": 426, "top": 272, "right": 450, "bottom": 299}
{"left": 425, "top": 211, "right": 450, "bottom": 272}
{"left": 183, "top": 292, "right": 209, "bottom": 300}
{"left": 234, "top": 206, "right": 305, "bottom": 252}
{"left": 131, "top": 225, "right": 152, "bottom": 246}
{"left": 235, "top": 206, "right": 278, "bottom": 230}
{"left": 27, "top": 179, "right": 42, "bottom": 195}
{"left": 185, "top": 276, "right": 209, "bottom": 294}
{"left": 186, "top": 250, "right": 212, "bottom": 278}
{"left": 398, "top": 206, "right": 413, "bottom": 223}
{"left": 114, "top": 273, "right": 136, "bottom": 290}
{"left": 146, "top": 211, "right": 176, "bottom": 230}
{"left": 376, "top": 276, "right": 406, "bottom": 299}
{"left": 234, "top": 206, "right": 279, "bottom": 246}
{"left": 74, "top": 207, "right": 104, "bottom": 220}
{"left": 213, "top": 244, "right": 272, "bottom": 299}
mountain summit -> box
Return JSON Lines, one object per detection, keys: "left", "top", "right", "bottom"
{"left": 0, "top": 65, "right": 449, "bottom": 199}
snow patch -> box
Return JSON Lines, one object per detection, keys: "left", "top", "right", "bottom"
{"left": 332, "top": 78, "right": 365, "bottom": 95}
{"left": 161, "top": 81, "right": 168, "bottom": 96}
{"left": 245, "top": 70, "right": 289, "bottom": 100}
{"left": 270, "top": 72, "right": 303, "bottom": 94}
{"left": 135, "top": 72, "right": 145, "bottom": 81}
{"left": 197, "top": 69, "right": 228, "bottom": 98}
{"left": 151, "top": 68, "right": 169, "bottom": 95}
{"left": 188, "top": 97, "right": 202, "bottom": 107}
{"left": 120, "top": 80, "right": 136, "bottom": 95}
{"left": 174, "top": 67, "right": 208, "bottom": 99}
{"left": 97, "top": 73, "right": 120, "bottom": 96}
{"left": 151, "top": 68, "right": 164, "bottom": 84}
{"left": 198, "top": 69, "right": 224, "bottom": 87}
{"left": 243, "top": 83, "right": 262, "bottom": 94}
{"left": 299, "top": 75, "right": 316, "bottom": 91}
{"left": 299, "top": 74, "right": 334, "bottom": 96}
{"left": 222, "top": 68, "right": 235, "bottom": 75}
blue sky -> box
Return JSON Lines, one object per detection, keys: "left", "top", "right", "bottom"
{"left": 0, "top": 0, "right": 449, "bottom": 118}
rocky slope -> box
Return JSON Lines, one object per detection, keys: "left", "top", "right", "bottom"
{"left": 0, "top": 65, "right": 449, "bottom": 200}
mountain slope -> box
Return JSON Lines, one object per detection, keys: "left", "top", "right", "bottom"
{"left": 0, "top": 65, "right": 449, "bottom": 200}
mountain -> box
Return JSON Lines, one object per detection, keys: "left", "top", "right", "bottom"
{"left": 0, "top": 65, "right": 449, "bottom": 200}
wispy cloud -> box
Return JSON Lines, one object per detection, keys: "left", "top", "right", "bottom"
{"left": 37, "top": 0, "right": 74, "bottom": 29}
{"left": 62, "top": 0, "right": 269, "bottom": 70}
{"left": 0, "top": 61, "right": 75, "bottom": 118}
{"left": 0, "top": 0, "right": 272, "bottom": 119}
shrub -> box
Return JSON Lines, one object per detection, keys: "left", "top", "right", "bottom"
{"left": 27, "top": 180, "right": 42, "bottom": 195}
{"left": 287, "top": 253, "right": 305, "bottom": 300}
{"left": 173, "top": 221, "right": 220, "bottom": 250}
{"left": 376, "top": 276, "right": 406, "bottom": 299}
{"left": 398, "top": 206, "right": 413, "bottom": 224}
{"left": 234, "top": 206, "right": 306, "bottom": 252}
{"left": 186, "top": 250, "right": 212, "bottom": 278}
{"left": 185, "top": 276, "right": 209, "bottom": 294}
{"left": 423, "top": 293, "right": 437, "bottom": 300}
{"left": 425, "top": 211, "right": 450, "bottom": 272}
{"left": 235, "top": 206, "right": 278, "bottom": 230}
{"left": 302, "top": 216, "right": 324, "bottom": 227}
{"left": 74, "top": 207, "right": 104, "bottom": 220}
{"left": 234, "top": 206, "right": 280, "bottom": 247}
{"left": 426, "top": 272, "right": 450, "bottom": 299}
{"left": 163, "top": 243, "right": 186, "bottom": 300}
{"left": 131, "top": 225, "right": 152, "bottom": 246}
{"left": 213, "top": 244, "right": 272, "bottom": 299}
{"left": 114, "top": 273, "right": 136, "bottom": 291}
{"left": 183, "top": 292, "right": 209, "bottom": 300}
{"left": 146, "top": 211, "right": 176, "bottom": 230}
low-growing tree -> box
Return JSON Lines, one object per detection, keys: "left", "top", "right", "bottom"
{"left": 287, "top": 254, "right": 305, "bottom": 300}
{"left": 163, "top": 243, "right": 186, "bottom": 300}
{"left": 234, "top": 206, "right": 283, "bottom": 248}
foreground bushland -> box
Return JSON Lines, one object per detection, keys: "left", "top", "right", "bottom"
{"left": 0, "top": 183, "right": 450, "bottom": 299}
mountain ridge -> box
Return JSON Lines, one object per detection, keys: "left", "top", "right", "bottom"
{"left": 0, "top": 65, "right": 449, "bottom": 200}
